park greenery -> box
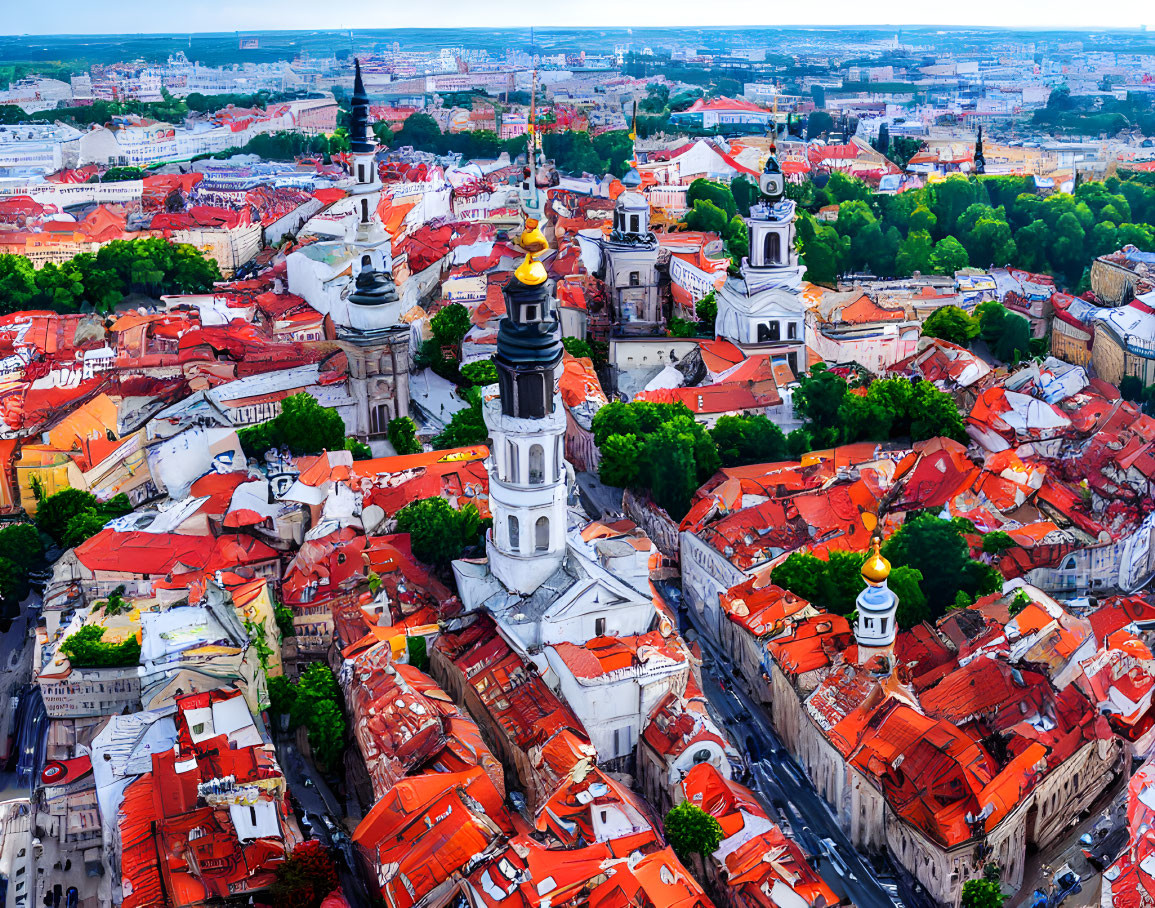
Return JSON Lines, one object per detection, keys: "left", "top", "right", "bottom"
{"left": 267, "top": 663, "right": 347, "bottom": 774}
{"left": 771, "top": 513, "right": 1002, "bottom": 624}
{"left": 60, "top": 624, "right": 142, "bottom": 668}
{"left": 238, "top": 392, "right": 369, "bottom": 460}
{"left": 394, "top": 496, "right": 487, "bottom": 567}
{"left": 791, "top": 170, "right": 1155, "bottom": 291}
{"left": 683, "top": 179, "right": 750, "bottom": 263}
{"left": 0, "top": 237, "right": 222, "bottom": 315}
{"left": 664, "top": 800, "right": 725, "bottom": 862}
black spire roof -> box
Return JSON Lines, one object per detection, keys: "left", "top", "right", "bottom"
{"left": 350, "top": 59, "right": 374, "bottom": 155}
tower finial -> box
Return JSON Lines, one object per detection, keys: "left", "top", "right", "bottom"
{"left": 861, "top": 534, "right": 891, "bottom": 585}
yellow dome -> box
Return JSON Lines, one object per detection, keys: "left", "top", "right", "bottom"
{"left": 518, "top": 221, "right": 549, "bottom": 255}
{"left": 861, "top": 536, "right": 891, "bottom": 584}
{"left": 515, "top": 254, "right": 548, "bottom": 286}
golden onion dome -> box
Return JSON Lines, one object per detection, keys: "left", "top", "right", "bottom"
{"left": 861, "top": 536, "right": 891, "bottom": 584}
{"left": 519, "top": 217, "right": 549, "bottom": 255}
{"left": 514, "top": 253, "right": 548, "bottom": 286}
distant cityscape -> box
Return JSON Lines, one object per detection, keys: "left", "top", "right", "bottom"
{"left": 0, "top": 23, "right": 1154, "bottom": 908}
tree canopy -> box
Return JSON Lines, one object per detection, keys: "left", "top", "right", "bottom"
{"left": 664, "top": 801, "right": 724, "bottom": 861}
{"left": 238, "top": 392, "right": 349, "bottom": 459}
{"left": 395, "top": 496, "right": 486, "bottom": 567}
{"left": 592, "top": 401, "right": 720, "bottom": 518}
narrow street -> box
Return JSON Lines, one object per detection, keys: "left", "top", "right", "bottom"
{"left": 654, "top": 581, "right": 910, "bottom": 908}
{"left": 275, "top": 736, "right": 370, "bottom": 908}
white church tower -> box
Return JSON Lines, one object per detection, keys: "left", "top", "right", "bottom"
{"left": 485, "top": 254, "right": 568, "bottom": 595}
{"left": 854, "top": 536, "right": 899, "bottom": 668}
{"left": 714, "top": 150, "right": 808, "bottom": 375}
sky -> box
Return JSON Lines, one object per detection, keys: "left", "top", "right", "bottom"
{"left": 5, "top": 0, "right": 1155, "bottom": 34}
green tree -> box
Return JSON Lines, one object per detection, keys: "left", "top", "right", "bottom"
{"left": 684, "top": 198, "right": 729, "bottom": 235}
{"left": 807, "top": 110, "right": 834, "bottom": 139}
{"left": 387, "top": 416, "right": 422, "bottom": 455}
{"left": 890, "top": 565, "right": 930, "bottom": 628}
{"left": 395, "top": 497, "right": 484, "bottom": 566}
{"left": 599, "top": 434, "right": 643, "bottom": 488}
{"left": 461, "top": 358, "right": 498, "bottom": 386}
{"left": 982, "top": 531, "right": 1017, "bottom": 554}
{"left": 430, "top": 302, "right": 473, "bottom": 351}
{"left": 882, "top": 514, "right": 995, "bottom": 615}
{"left": 61, "top": 510, "right": 112, "bottom": 549}
{"left": 696, "top": 291, "right": 718, "bottom": 335}
{"left": 238, "top": 393, "right": 346, "bottom": 458}
{"left": 562, "top": 337, "right": 594, "bottom": 359}
{"left": 994, "top": 313, "right": 1032, "bottom": 364}
{"left": 793, "top": 365, "right": 848, "bottom": 442}
{"left": 710, "top": 414, "right": 788, "bottom": 467}
{"left": 432, "top": 398, "right": 488, "bottom": 449}
{"left": 686, "top": 178, "right": 737, "bottom": 219}
{"left": 664, "top": 801, "right": 724, "bottom": 862}
{"left": 976, "top": 300, "right": 1009, "bottom": 346}
{"left": 932, "top": 236, "right": 970, "bottom": 274}
{"left": 0, "top": 524, "right": 45, "bottom": 571}
{"left": 0, "top": 558, "right": 29, "bottom": 619}
{"left": 35, "top": 488, "right": 101, "bottom": 545}
{"left": 60, "top": 625, "right": 141, "bottom": 668}
{"left": 922, "top": 305, "right": 975, "bottom": 346}
{"left": 1120, "top": 375, "right": 1145, "bottom": 401}
{"left": 960, "top": 878, "right": 1006, "bottom": 908}
{"left": 895, "top": 230, "right": 935, "bottom": 276}
{"left": 308, "top": 701, "right": 347, "bottom": 774}
{"left": 730, "top": 175, "right": 759, "bottom": 217}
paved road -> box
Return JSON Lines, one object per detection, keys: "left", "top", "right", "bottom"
{"left": 276, "top": 736, "right": 371, "bottom": 908}
{"left": 655, "top": 580, "right": 913, "bottom": 908}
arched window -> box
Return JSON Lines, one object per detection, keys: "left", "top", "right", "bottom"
{"left": 508, "top": 515, "right": 520, "bottom": 552}
{"left": 529, "top": 444, "right": 545, "bottom": 484}
{"left": 535, "top": 516, "right": 549, "bottom": 552}
{"left": 764, "top": 231, "right": 781, "bottom": 265}
{"left": 508, "top": 441, "right": 519, "bottom": 483}
{"left": 361, "top": 254, "right": 372, "bottom": 268}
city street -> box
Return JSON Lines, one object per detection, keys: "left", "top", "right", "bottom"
{"left": 654, "top": 581, "right": 909, "bottom": 908}
{"left": 275, "top": 736, "right": 370, "bottom": 908}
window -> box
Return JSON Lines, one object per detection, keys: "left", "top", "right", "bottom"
{"left": 629, "top": 271, "right": 640, "bottom": 287}
{"left": 508, "top": 441, "right": 519, "bottom": 483}
{"left": 880, "top": 617, "right": 888, "bottom": 635}
{"left": 757, "top": 321, "right": 781, "bottom": 342}
{"left": 864, "top": 617, "right": 874, "bottom": 630}
{"left": 693, "top": 748, "right": 712, "bottom": 764}
{"left": 535, "top": 516, "right": 550, "bottom": 552}
{"left": 361, "top": 198, "right": 369, "bottom": 222}
{"left": 788, "top": 322, "right": 798, "bottom": 340}
{"left": 764, "top": 231, "right": 781, "bottom": 264}
{"left": 362, "top": 254, "right": 372, "bottom": 268}
{"left": 358, "top": 164, "right": 365, "bottom": 182}
{"left": 630, "top": 214, "right": 640, "bottom": 233}
{"left": 507, "top": 515, "right": 520, "bottom": 551}
{"left": 595, "top": 617, "right": 606, "bottom": 636}
{"left": 529, "top": 444, "right": 545, "bottom": 484}
{"left": 525, "top": 304, "right": 538, "bottom": 322}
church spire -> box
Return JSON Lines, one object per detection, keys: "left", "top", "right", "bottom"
{"left": 350, "top": 58, "right": 374, "bottom": 155}
{"left": 974, "top": 124, "right": 986, "bottom": 175}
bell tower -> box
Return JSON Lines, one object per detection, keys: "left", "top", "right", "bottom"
{"left": 854, "top": 536, "right": 899, "bottom": 668}
{"left": 974, "top": 125, "right": 986, "bottom": 176}
{"left": 485, "top": 255, "right": 568, "bottom": 595}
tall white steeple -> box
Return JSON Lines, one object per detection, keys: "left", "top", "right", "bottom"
{"left": 854, "top": 536, "right": 899, "bottom": 667}
{"left": 349, "top": 59, "right": 385, "bottom": 250}
{"left": 485, "top": 254, "right": 568, "bottom": 595}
